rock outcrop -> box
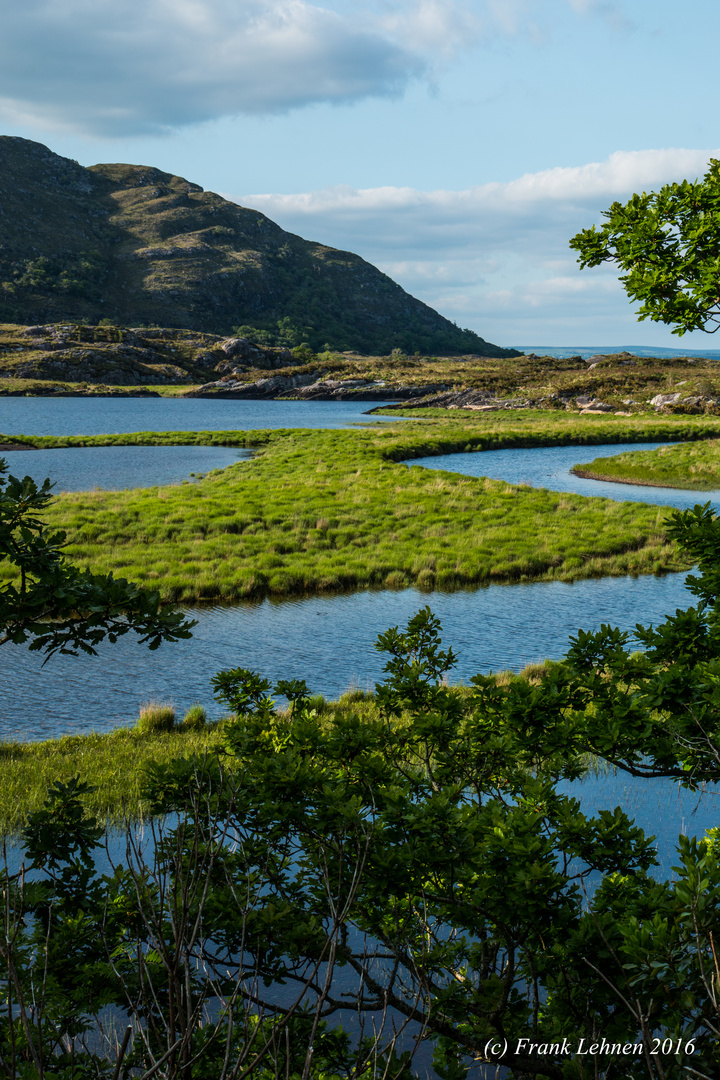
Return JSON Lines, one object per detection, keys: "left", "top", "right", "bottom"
{"left": 0, "top": 136, "right": 519, "bottom": 357}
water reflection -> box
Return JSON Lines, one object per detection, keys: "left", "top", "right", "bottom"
{"left": 2, "top": 571, "right": 693, "bottom": 743}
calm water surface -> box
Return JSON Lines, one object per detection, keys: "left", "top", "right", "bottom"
{"left": 0, "top": 396, "right": 399, "bottom": 435}
{"left": 4, "top": 444, "right": 250, "bottom": 491}
{"left": 5, "top": 574, "right": 713, "bottom": 869}
{"left": 411, "top": 441, "right": 720, "bottom": 510}
{"left": 2, "top": 403, "right": 718, "bottom": 857}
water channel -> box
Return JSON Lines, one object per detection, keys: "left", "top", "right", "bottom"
{"left": 1, "top": 399, "right": 718, "bottom": 865}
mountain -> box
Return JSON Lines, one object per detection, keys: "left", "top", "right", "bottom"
{"left": 0, "top": 137, "right": 518, "bottom": 358}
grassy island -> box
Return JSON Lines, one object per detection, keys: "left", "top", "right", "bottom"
{"left": 5, "top": 411, "right": 720, "bottom": 602}
{"left": 573, "top": 437, "right": 720, "bottom": 490}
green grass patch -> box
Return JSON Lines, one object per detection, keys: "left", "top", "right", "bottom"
{"left": 573, "top": 438, "right": 720, "bottom": 490}
{"left": 5, "top": 412, "right": 720, "bottom": 603}
{"left": 0, "top": 724, "right": 227, "bottom": 831}
{"left": 0, "top": 690, "right": 384, "bottom": 832}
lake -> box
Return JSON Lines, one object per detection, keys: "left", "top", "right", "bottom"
{"left": 410, "top": 441, "right": 719, "bottom": 510}
{"left": 0, "top": 395, "right": 401, "bottom": 436}
{"left": 4, "top": 443, "right": 251, "bottom": 491}
{"left": 2, "top": 400, "right": 718, "bottom": 864}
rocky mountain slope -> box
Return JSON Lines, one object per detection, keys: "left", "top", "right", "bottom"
{"left": 0, "top": 137, "right": 517, "bottom": 357}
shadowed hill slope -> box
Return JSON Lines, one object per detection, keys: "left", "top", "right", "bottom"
{"left": 0, "top": 137, "right": 517, "bottom": 357}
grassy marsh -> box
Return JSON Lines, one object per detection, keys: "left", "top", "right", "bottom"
{"left": 573, "top": 438, "right": 720, "bottom": 490}
{"left": 0, "top": 693, "right": 380, "bottom": 831}
{"left": 4, "top": 412, "right": 720, "bottom": 602}
{"left": 0, "top": 725, "right": 226, "bottom": 831}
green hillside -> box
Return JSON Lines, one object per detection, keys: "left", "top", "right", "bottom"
{"left": 0, "top": 137, "right": 517, "bottom": 357}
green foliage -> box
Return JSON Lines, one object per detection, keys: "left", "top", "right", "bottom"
{"left": 291, "top": 342, "right": 315, "bottom": 363}
{"left": 181, "top": 703, "right": 207, "bottom": 730}
{"left": 14, "top": 250, "right": 109, "bottom": 300}
{"left": 571, "top": 158, "right": 720, "bottom": 336}
{"left": 8, "top": 509, "right": 720, "bottom": 1075}
{"left": 137, "top": 702, "right": 176, "bottom": 734}
{"left": 0, "top": 457, "right": 196, "bottom": 655}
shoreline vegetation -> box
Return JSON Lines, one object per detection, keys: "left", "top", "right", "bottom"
{"left": 573, "top": 438, "right": 720, "bottom": 491}
{"left": 2, "top": 408, "right": 717, "bottom": 831}
{"left": 6, "top": 323, "right": 720, "bottom": 411}
{"left": 3, "top": 413, "right": 720, "bottom": 603}
{"left": 0, "top": 668, "right": 556, "bottom": 832}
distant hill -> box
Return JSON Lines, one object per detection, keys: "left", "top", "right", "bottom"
{"left": 0, "top": 137, "right": 518, "bottom": 358}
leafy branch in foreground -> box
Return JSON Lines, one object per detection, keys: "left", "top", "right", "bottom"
{"left": 6, "top": 507, "right": 720, "bottom": 1076}
{"left": 0, "top": 457, "right": 195, "bottom": 656}
{"left": 570, "top": 158, "right": 720, "bottom": 335}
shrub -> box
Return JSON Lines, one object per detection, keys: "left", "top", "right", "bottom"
{"left": 137, "top": 702, "right": 176, "bottom": 734}
{"left": 182, "top": 704, "right": 207, "bottom": 730}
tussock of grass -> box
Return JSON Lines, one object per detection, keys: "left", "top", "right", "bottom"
{"left": 182, "top": 704, "right": 208, "bottom": 730}
{"left": 574, "top": 438, "right": 720, "bottom": 491}
{"left": 4, "top": 413, "right": 718, "bottom": 603}
{"left": 137, "top": 702, "right": 176, "bottom": 734}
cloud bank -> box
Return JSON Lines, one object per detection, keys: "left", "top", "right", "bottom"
{"left": 0, "top": 0, "right": 473, "bottom": 136}
{"left": 0, "top": 0, "right": 630, "bottom": 137}
{"left": 239, "top": 149, "right": 720, "bottom": 346}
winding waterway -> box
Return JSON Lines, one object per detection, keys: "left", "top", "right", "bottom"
{"left": 410, "top": 441, "right": 720, "bottom": 510}
{"left": 1, "top": 399, "right": 718, "bottom": 863}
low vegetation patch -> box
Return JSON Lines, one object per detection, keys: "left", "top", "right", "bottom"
{"left": 4, "top": 413, "right": 720, "bottom": 603}
{"left": 573, "top": 437, "right": 720, "bottom": 490}
{"left": 0, "top": 690, "right": 382, "bottom": 831}
{"left": 5, "top": 321, "right": 720, "bottom": 411}
{"left": 136, "top": 702, "right": 176, "bottom": 734}
{"left": 0, "top": 725, "right": 224, "bottom": 830}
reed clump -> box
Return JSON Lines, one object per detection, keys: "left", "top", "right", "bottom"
{"left": 137, "top": 703, "right": 176, "bottom": 734}
{"left": 182, "top": 704, "right": 207, "bottom": 730}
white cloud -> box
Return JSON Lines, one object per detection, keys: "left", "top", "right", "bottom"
{"left": 238, "top": 149, "right": 720, "bottom": 346}
{"left": 0, "top": 0, "right": 636, "bottom": 137}
{"left": 0, "top": 0, "right": 440, "bottom": 136}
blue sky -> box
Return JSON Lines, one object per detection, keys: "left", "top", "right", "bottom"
{"left": 1, "top": 0, "right": 719, "bottom": 349}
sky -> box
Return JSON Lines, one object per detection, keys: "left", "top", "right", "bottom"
{"left": 1, "top": 0, "right": 719, "bottom": 349}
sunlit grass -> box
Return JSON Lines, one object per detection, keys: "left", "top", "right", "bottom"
{"left": 5, "top": 412, "right": 720, "bottom": 602}
{"left": 574, "top": 438, "right": 720, "bottom": 490}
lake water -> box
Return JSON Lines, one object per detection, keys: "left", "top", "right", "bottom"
{"left": 5, "top": 571, "right": 717, "bottom": 867}
{"left": 0, "top": 396, "right": 399, "bottom": 436}
{"left": 410, "top": 441, "right": 720, "bottom": 510}
{"left": 1, "top": 400, "right": 718, "bottom": 862}
{"left": 3, "top": 443, "right": 251, "bottom": 491}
